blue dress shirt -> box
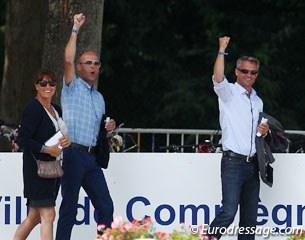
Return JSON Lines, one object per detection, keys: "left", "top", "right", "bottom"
{"left": 61, "top": 76, "right": 105, "bottom": 146}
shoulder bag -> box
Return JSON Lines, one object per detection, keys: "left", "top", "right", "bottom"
{"left": 31, "top": 152, "right": 64, "bottom": 178}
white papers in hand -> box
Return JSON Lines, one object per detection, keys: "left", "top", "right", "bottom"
{"left": 45, "top": 131, "right": 63, "bottom": 149}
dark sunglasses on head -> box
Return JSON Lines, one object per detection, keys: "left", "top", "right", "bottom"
{"left": 80, "top": 60, "right": 101, "bottom": 67}
{"left": 37, "top": 79, "right": 57, "bottom": 87}
{"left": 237, "top": 68, "right": 258, "bottom": 75}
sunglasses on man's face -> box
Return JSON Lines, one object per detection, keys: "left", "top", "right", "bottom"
{"left": 79, "top": 60, "right": 101, "bottom": 67}
{"left": 237, "top": 68, "right": 258, "bottom": 75}
{"left": 37, "top": 79, "right": 57, "bottom": 87}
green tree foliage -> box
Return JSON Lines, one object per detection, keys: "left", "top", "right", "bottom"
{"left": 1, "top": 0, "right": 305, "bottom": 131}
{"left": 101, "top": 0, "right": 305, "bottom": 130}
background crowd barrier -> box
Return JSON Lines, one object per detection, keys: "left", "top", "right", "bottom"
{"left": 2, "top": 123, "right": 305, "bottom": 153}
{"left": 1, "top": 153, "right": 305, "bottom": 239}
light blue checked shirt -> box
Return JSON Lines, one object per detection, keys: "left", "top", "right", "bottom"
{"left": 213, "top": 76, "right": 263, "bottom": 156}
{"left": 61, "top": 76, "right": 105, "bottom": 146}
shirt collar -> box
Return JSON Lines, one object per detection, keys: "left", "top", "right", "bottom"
{"left": 79, "top": 77, "right": 97, "bottom": 91}
{"left": 234, "top": 82, "right": 257, "bottom": 97}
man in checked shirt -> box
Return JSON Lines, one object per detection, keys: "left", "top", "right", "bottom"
{"left": 56, "top": 13, "right": 115, "bottom": 240}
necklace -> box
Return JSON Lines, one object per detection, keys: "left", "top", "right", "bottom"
{"left": 36, "top": 97, "right": 56, "bottom": 119}
{"left": 45, "top": 106, "right": 56, "bottom": 119}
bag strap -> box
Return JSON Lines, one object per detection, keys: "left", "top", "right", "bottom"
{"left": 30, "top": 151, "right": 61, "bottom": 162}
{"left": 31, "top": 152, "right": 38, "bottom": 162}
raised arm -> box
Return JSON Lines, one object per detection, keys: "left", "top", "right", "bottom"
{"left": 213, "top": 36, "right": 230, "bottom": 83}
{"left": 64, "top": 13, "right": 86, "bottom": 86}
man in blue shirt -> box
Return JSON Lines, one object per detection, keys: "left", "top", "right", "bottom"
{"left": 56, "top": 13, "right": 116, "bottom": 240}
{"left": 208, "top": 36, "right": 269, "bottom": 240}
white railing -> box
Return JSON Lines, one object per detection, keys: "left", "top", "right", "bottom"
{"left": 1, "top": 124, "right": 305, "bottom": 153}
{"left": 117, "top": 128, "right": 305, "bottom": 153}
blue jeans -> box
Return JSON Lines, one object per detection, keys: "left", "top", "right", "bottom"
{"left": 208, "top": 155, "right": 260, "bottom": 240}
{"left": 55, "top": 147, "right": 113, "bottom": 240}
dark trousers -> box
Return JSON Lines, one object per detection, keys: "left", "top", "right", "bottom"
{"left": 55, "top": 147, "right": 113, "bottom": 240}
{"left": 208, "top": 155, "right": 260, "bottom": 240}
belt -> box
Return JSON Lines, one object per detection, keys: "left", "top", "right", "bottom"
{"left": 223, "top": 150, "right": 256, "bottom": 162}
{"left": 70, "top": 142, "right": 96, "bottom": 153}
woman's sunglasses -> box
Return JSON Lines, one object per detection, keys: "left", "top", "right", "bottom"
{"left": 37, "top": 79, "right": 57, "bottom": 87}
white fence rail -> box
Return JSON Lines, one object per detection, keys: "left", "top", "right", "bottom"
{"left": 1, "top": 123, "right": 305, "bottom": 153}
{"left": 117, "top": 128, "right": 305, "bottom": 153}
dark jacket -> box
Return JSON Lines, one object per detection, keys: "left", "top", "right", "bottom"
{"left": 18, "top": 99, "right": 62, "bottom": 200}
{"left": 95, "top": 114, "right": 110, "bottom": 169}
{"left": 255, "top": 112, "right": 289, "bottom": 187}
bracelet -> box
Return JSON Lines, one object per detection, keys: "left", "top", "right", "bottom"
{"left": 72, "top": 29, "right": 79, "bottom": 34}
{"left": 218, "top": 51, "right": 228, "bottom": 55}
{"left": 41, "top": 145, "right": 46, "bottom": 153}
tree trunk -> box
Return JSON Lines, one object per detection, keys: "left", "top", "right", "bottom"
{"left": 1, "top": 0, "right": 104, "bottom": 124}
{"left": 42, "top": 0, "right": 105, "bottom": 104}
{"left": 0, "top": 0, "right": 47, "bottom": 124}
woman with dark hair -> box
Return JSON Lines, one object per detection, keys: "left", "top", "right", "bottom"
{"left": 13, "top": 70, "right": 71, "bottom": 240}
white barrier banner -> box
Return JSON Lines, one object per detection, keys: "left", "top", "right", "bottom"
{"left": 0, "top": 153, "right": 304, "bottom": 239}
